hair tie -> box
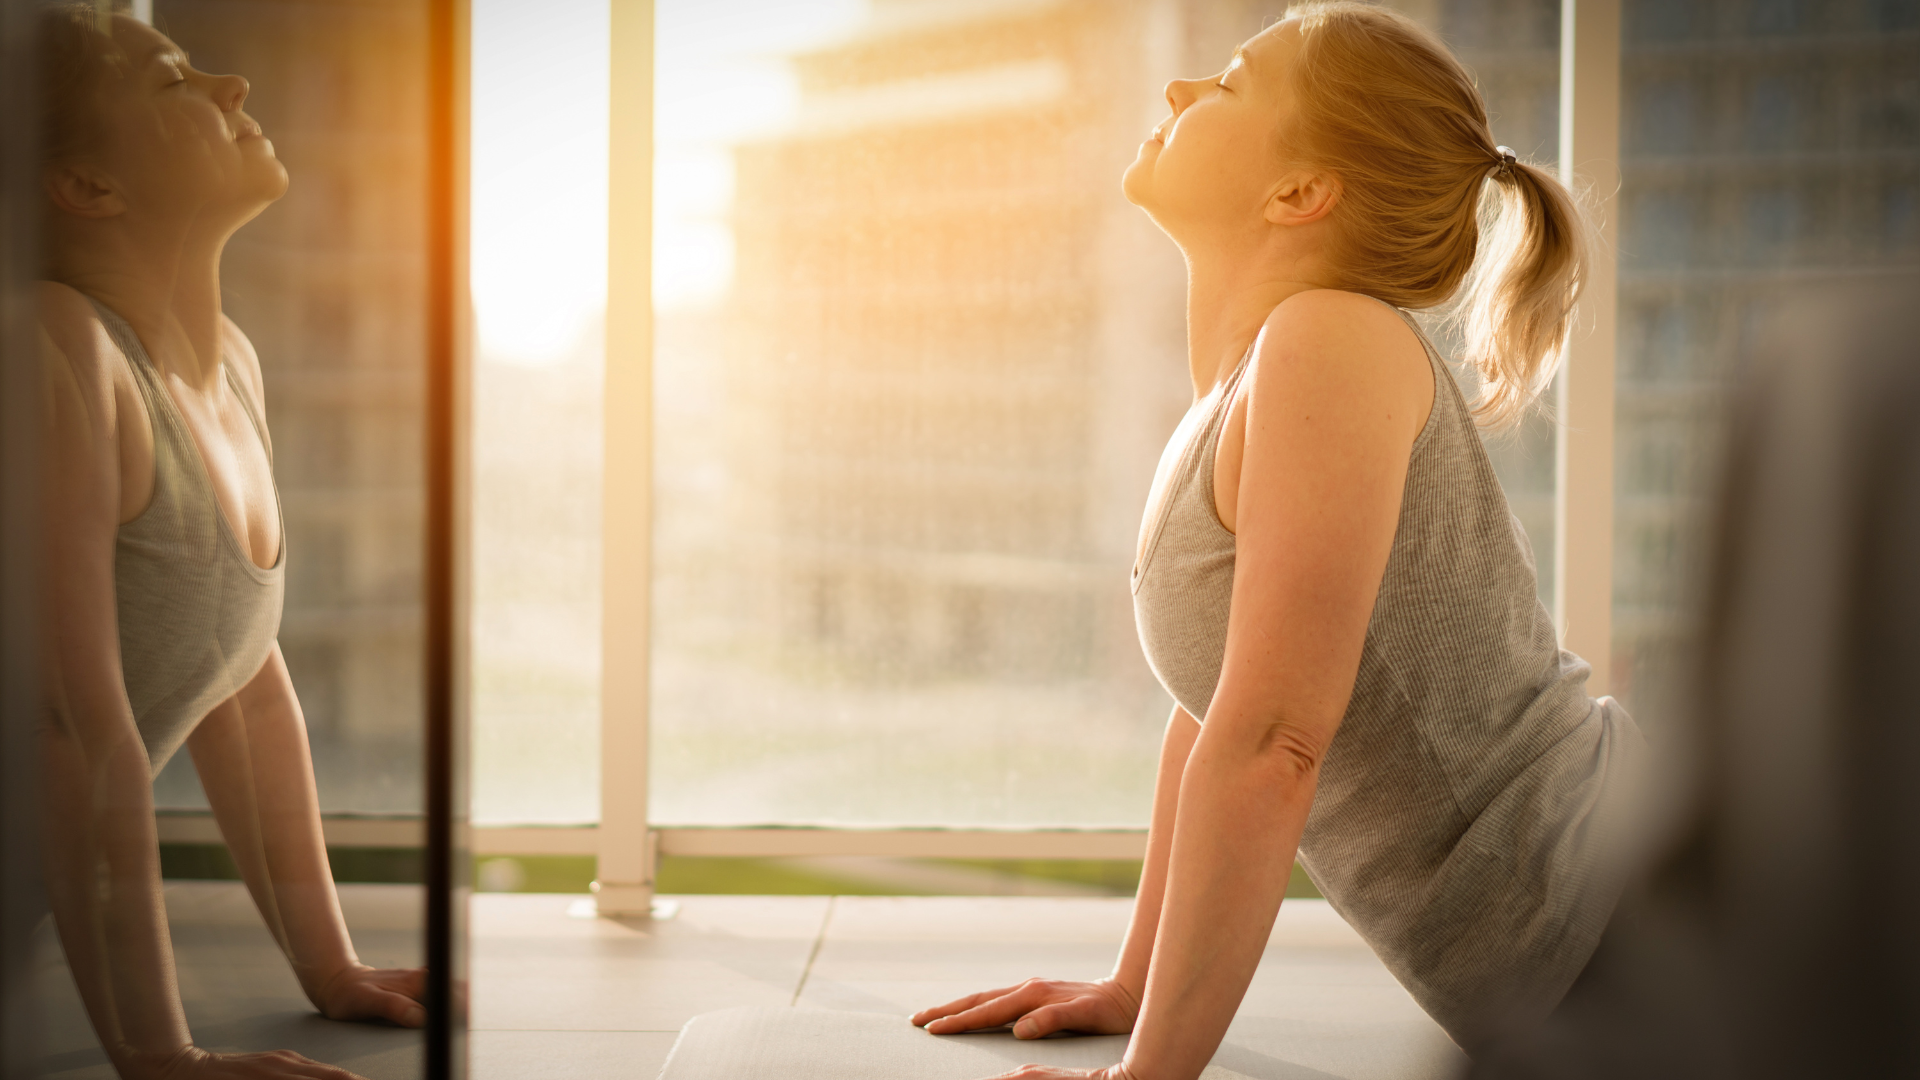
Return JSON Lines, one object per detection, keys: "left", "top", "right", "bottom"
{"left": 1490, "top": 146, "right": 1517, "bottom": 179}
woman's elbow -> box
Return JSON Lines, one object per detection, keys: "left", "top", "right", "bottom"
{"left": 1251, "top": 722, "right": 1328, "bottom": 786}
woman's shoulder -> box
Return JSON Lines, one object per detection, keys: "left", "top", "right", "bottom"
{"left": 1247, "top": 288, "right": 1433, "bottom": 416}
{"left": 1259, "top": 289, "right": 1425, "bottom": 363}
{"left": 36, "top": 282, "right": 126, "bottom": 392}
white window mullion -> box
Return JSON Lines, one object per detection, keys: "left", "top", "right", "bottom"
{"left": 1556, "top": 0, "right": 1621, "bottom": 694}
{"left": 593, "top": 0, "right": 658, "bottom": 917}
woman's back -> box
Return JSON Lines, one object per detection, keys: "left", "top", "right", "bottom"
{"left": 1133, "top": 300, "right": 1640, "bottom": 1047}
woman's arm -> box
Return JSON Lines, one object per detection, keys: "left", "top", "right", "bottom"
{"left": 1115, "top": 292, "right": 1431, "bottom": 1080}
{"left": 38, "top": 289, "right": 366, "bottom": 1080}
{"left": 1110, "top": 707, "right": 1199, "bottom": 1008}
{"left": 913, "top": 707, "right": 1199, "bottom": 1037}
{"left": 189, "top": 649, "right": 426, "bottom": 1027}
{"left": 38, "top": 305, "right": 199, "bottom": 1077}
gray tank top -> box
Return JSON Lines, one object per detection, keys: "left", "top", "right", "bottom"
{"left": 1132, "top": 300, "right": 1640, "bottom": 1049}
{"left": 92, "top": 299, "right": 286, "bottom": 775}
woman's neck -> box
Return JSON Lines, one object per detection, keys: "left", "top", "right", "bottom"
{"left": 1182, "top": 249, "right": 1323, "bottom": 398}
{"left": 52, "top": 213, "right": 232, "bottom": 391}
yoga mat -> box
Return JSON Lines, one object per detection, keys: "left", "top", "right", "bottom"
{"left": 656, "top": 1007, "right": 1130, "bottom": 1079}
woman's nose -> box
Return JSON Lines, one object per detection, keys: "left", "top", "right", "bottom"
{"left": 1165, "top": 78, "right": 1200, "bottom": 115}
{"left": 212, "top": 73, "right": 251, "bottom": 112}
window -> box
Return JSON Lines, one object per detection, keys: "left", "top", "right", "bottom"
{"left": 469, "top": 0, "right": 610, "bottom": 826}
{"left": 150, "top": 0, "right": 431, "bottom": 815}
{"left": 1612, "top": 0, "right": 1920, "bottom": 710}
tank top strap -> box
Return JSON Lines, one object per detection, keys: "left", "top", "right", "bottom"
{"left": 222, "top": 364, "right": 273, "bottom": 467}
{"left": 86, "top": 296, "right": 170, "bottom": 412}
{"left": 1192, "top": 339, "right": 1258, "bottom": 488}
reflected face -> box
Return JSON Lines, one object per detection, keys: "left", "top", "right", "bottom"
{"left": 89, "top": 15, "right": 288, "bottom": 219}
{"left": 1121, "top": 21, "right": 1302, "bottom": 236}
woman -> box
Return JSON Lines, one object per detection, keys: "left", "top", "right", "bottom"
{"left": 38, "top": 8, "right": 424, "bottom": 1078}
{"left": 912, "top": 4, "right": 1642, "bottom": 1076}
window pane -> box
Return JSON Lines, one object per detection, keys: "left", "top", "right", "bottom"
{"left": 650, "top": 0, "right": 1563, "bottom": 827}
{"left": 1614, "top": 0, "right": 1920, "bottom": 709}
{"left": 469, "top": 0, "right": 609, "bottom": 826}
{"left": 149, "top": 0, "right": 429, "bottom": 815}
{"left": 1398, "top": 0, "right": 1563, "bottom": 614}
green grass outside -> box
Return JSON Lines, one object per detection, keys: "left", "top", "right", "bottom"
{"left": 159, "top": 843, "right": 426, "bottom": 885}
{"left": 159, "top": 845, "right": 1322, "bottom": 900}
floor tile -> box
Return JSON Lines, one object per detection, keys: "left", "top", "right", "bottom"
{"left": 468, "top": 894, "right": 829, "bottom": 1032}
{"left": 470, "top": 1030, "right": 681, "bottom": 1080}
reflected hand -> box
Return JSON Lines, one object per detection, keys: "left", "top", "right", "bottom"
{"left": 156, "top": 1047, "right": 367, "bottom": 1080}
{"left": 912, "top": 977, "right": 1140, "bottom": 1039}
{"left": 312, "top": 964, "right": 427, "bottom": 1028}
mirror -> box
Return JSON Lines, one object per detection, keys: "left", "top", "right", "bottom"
{"left": 20, "top": 1, "right": 465, "bottom": 1077}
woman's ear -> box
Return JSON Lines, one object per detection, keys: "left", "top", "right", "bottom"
{"left": 1264, "top": 170, "right": 1340, "bottom": 227}
{"left": 44, "top": 164, "right": 125, "bottom": 220}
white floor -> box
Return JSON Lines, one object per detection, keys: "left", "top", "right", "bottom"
{"left": 37, "top": 884, "right": 1465, "bottom": 1080}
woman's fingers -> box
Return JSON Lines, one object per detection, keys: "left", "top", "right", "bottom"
{"left": 371, "top": 988, "right": 428, "bottom": 1028}
{"left": 378, "top": 966, "right": 428, "bottom": 1000}
{"left": 924, "top": 982, "right": 1061, "bottom": 1035}
{"left": 1011, "top": 1001, "right": 1085, "bottom": 1040}
{"left": 912, "top": 983, "right": 1023, "bottom": 1027}
{"left": 922, "top": 993, "right": 1023, "bottom": 1034}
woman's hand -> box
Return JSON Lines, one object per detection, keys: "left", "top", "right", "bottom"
{"left": 311, "top": 964, "right": 427, "bottom": 1028}
{"left": 150, "top": 1046, "right": 366, "bottom": 1079}
{"left": 976, "top": 1066, "right": 1142, "bottom": 1080}
{"left": 913, "top": 977, "right": 1140, "bottom": 1039}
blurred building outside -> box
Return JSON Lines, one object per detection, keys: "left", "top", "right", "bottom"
{"left": 1610, "top": 0, "right": 1920, "bottom": 712}
{"left": 642, "top": 0, "right": 1563, "bottom": 828}
{"left": 230, "top": 0, "right": 1920, "bottom": 839}
{"left": 150, "top": 0, "right": 429, "bottom": 815}
{"left": 468, "top": 0, "right": 1565, "bottom": 832}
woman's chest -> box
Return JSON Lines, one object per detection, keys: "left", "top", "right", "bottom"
{"left": 153, "top": 373, "right": 281, "bottom": 571}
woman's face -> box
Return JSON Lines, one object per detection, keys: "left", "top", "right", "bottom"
{"left": 76, "top": 16, "right": 287, "bottom": 222}
{"left": 1121, "top": 21, "right": 1304, "bottom": 238}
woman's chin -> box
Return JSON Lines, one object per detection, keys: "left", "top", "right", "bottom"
{"left": 1120, "top": 159, "right": 1151, "bottom": 208}
{"left": 244, "top": 158, "right": 291, "bottom": 204}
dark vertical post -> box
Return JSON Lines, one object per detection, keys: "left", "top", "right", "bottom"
{"left": 424, "top": 0, "right": 469, "bottom": 1075}
{"left": 0, "top": 1, "right": 42, "bottom": 1077}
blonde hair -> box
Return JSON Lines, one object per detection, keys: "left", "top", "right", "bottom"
{"left": 1282, "top": 1, "right": 1587, "bottom": 428}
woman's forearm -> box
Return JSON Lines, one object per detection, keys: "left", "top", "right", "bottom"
{"left": 1121, "top": 727, "right": 1315, "bottom": 1080}
{"left": 191, "top": 647, "right": 359, "bottom": 1000}
{"left": 1112, "top": 707, "right": 1201, "bottom": 1002}
{"left": 41, "top": 721, "right": 195, "bottom": 1076}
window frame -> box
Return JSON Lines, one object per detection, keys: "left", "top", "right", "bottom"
{"left": 534, "top": 0, "right": 1621, "bottom": 915}
{"left": 144, "top": 0, "right": 1621, "bottom": 917}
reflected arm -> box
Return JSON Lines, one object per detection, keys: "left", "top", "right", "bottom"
{"left": 188, "top": 652, "right": 364, "bottom": 1010}
{"left": 37, "top": 310, "right": 197, "bottom": 1077}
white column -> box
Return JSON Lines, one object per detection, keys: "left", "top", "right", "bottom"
{"left": 594, "top": 0, "right": 656, "bottom": 916}
{"left": 1555, "top": 0, "right": 1620, "bottom": 694}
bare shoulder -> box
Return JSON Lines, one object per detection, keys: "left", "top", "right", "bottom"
{"left": 1246, "top": 289, "right": 1433, "bottom": 431}
{"left": 36, "top": 282, "right": 123, "bottom": 399}
{"left": 218, "top": 314, "right": 268, "bottom": 409}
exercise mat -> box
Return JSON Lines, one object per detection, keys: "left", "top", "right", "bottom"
{"left": 656, "top": 1006, "right": 1130, "bottom": 1079}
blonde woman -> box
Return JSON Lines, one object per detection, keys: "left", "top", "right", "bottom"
{"left": 913, "top": 4, "right": 1642, "bottom": 1075}
{"left": 39, "top": 8, "right": 422, "bottom": 1078}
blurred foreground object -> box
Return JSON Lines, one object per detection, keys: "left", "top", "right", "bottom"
{"left": 1472, "top": 274, "right": 1920, "bottom": 1078}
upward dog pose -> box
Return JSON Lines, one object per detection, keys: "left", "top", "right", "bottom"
{"left": 38, "top": 9, "right": 422, "bottom": 1078}
{"left": 914, "top": 4, "right": 1642, "bottom": 1076}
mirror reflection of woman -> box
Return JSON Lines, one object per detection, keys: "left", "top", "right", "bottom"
{"left": 38, "top": 8, "right": 424, "bottom": 1078}
{"left": 915, "top": 4, "right": 1644, "bottom": 1077}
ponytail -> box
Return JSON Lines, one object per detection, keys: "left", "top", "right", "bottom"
{"left": 1283, "top": 1, "right": 1591, "bottom": 429}
{"left": 1457, "top": 159, "right": 1588, "bottom": 428}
